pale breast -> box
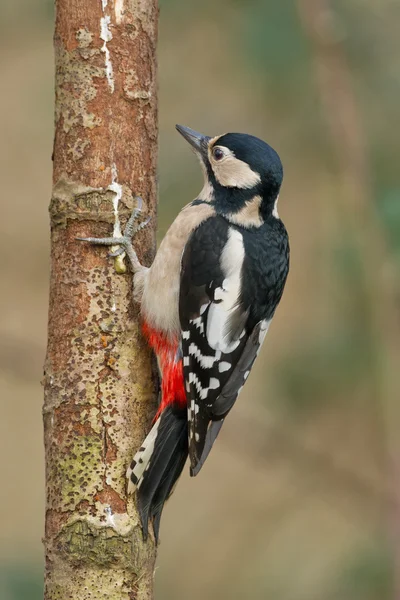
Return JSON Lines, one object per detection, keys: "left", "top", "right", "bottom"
{"left": 140, "top": 202, "right": 216, "bottom": 336}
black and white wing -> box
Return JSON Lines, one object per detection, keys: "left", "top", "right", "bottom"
{"left": 179, "top": 216, "right": 273, "bottom": 476}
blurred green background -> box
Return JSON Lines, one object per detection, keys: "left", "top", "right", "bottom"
{"left": 1, "top": 0, "right": 399, "bottom": 599}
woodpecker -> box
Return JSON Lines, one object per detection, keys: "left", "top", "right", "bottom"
{"left": 79, "top": 125, "right": 289, "bottom": 542}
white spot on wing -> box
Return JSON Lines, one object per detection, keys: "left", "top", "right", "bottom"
{"left": 190, "top": 316, "right": 204, "bottom": 334}
{"left": 189, "top": 372, "right": 208, "bottom": 399}
{"left": 209, "top": 377, "right": 220, "bottom": 389}
{"left": 188, "top": 343, "right": 218, "bottom": 369}
{"left": 219, "top": 361, "right": 231, "bottom": 372}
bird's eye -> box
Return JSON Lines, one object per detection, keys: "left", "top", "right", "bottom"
{"left": 212, "top": 147, "right": 224, "bottom": 161}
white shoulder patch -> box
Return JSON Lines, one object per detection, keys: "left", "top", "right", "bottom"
{"left": 206, "top": 228, "right": 245, "bottom": 353}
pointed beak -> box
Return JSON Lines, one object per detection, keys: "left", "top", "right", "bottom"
{"left": 176, "top": 124, "right": 210, "bottom": 156}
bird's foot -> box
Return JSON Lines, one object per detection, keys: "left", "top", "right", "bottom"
{"left": 77, "top": 197, "right": 150, "bottom": 273}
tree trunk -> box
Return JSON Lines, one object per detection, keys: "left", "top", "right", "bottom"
{"left": 43, "top": 1, "right": 158, "bottom": 598}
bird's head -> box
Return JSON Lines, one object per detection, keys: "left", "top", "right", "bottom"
{"left": 176, "top": 124, "right": 283, "bottom": 225}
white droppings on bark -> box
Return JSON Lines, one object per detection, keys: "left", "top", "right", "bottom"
{"left": 109, "top": 164, "right": 126, "bottom": 268}
{"left": 110, "top": 164, "right": 123, "bottom": 237}
{"left": 105, "top": 505, "right": 116, "bottom": 527}
{"left": 100, "top": 16, "right": 114, "bottom": 93}
{"left": 115, "top": 0, "right": 124, "bottom": 24}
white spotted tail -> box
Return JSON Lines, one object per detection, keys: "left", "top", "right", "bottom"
{"left": 126, "top": 418, "right": 161, "bottom": 493}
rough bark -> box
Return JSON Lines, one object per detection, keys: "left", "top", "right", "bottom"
{"left": 43, "top": 1, "right": 159, "bottom": 598}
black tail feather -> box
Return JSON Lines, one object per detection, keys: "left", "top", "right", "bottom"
{"left": 136, "top": 405, "right": 188, "bottom": 542}
{"left": 151, "top": 438, "right": 187, "bottom": 543}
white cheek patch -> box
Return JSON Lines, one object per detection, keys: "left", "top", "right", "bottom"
{"left": 212, "top": 155, "right": 261, "bottom": 189}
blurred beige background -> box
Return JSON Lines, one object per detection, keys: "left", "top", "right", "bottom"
{"left": 1, "top": 1, "right": 399, "bottom": 599}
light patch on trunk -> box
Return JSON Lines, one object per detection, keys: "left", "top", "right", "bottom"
{"left": 109, "top": 164, "right": 123, "bottom": 238}
{"left": 104, "top": 505, "right": 115, "bottom": 527}
{"left": 108, "top": 164, "right": 125, "bottom": 270}
{"left": 100, "top": 15, "right": 114, "bottom": 93}
{"left": 115, "top": 0, "right": 124, "bottom": 23}
{"left": 227, "top": 195, "right": 263, "bottom": 228}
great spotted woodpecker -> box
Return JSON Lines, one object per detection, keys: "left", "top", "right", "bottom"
{"left": 79, "top": 125, "right": 289, "bottom": 542}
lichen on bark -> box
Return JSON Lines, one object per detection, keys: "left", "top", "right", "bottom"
{"left": 44, "top": 1, "right": 159, "bottom": 598}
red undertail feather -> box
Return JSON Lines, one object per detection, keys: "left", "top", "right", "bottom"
{"left": 127, "top": 322, "right": 188, "bottom": 542}
{"left": 141, "top": 322, "right": 186, "bottom": 419}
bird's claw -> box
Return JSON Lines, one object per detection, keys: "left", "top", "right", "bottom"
{"left": 76, "top": 197, "right": 148, "bottom": 273}
{"left": 76, "top": 197, "right": 148, "bottom": 249}
{"left": 108, "top": 246, "right": 125, "bottom": 258}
